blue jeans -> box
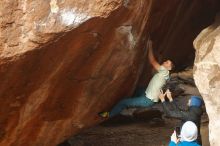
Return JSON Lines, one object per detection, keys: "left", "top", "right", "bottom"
{"left": 109, "top": 95, "right": 154, "bottom": 117}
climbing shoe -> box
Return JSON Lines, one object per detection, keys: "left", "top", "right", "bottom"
{"left": 98, "top": 111, "right": 109, "bottom": 118}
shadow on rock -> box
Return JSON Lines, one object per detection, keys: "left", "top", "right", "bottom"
{"left": 101, "top": 108, "right": 164, "bottom": 127}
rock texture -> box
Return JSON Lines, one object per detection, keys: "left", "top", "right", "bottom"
{"left": 0, "top": 1, "right": 153, "bottom": 146}
{"left": 194, "top": 14, "right": 220, "bottom": 146}
{"left": 0, "top": 0, "right": 124, "bottom": 57}
{"left": 0, "top": 0, "right": 219, "bottom": 146}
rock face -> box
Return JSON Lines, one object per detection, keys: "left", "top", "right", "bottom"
{"left": 0, "top": 0, "right": 124, "bottom": 57}
{"left": 0, "top": 0, "right": 219, "bottom": 146}
{"left": 193, "top": 14, "right": 220, "bottom": 146}
{"left": 0, "top": 1, "right": 155, "bottom": 146}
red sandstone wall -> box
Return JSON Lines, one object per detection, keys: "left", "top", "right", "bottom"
{"left": 0, "top": 0, "right": 219, "bottom": 145}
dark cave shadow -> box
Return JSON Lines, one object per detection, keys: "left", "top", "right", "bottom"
{"left": 100, "top": 109, "right": 165, "bottom": 128}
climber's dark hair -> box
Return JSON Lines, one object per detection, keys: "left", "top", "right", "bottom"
{"left": 162, "top": 58, "right": 175, "bottom": 70}
{"left": 170, "top": 60, "right": 175, "bottom": 70}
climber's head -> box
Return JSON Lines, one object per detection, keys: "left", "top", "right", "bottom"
{"left": 162, "top": 60, "right": 174, "bottom": 71}
{"left": 188, "top": 96, "right": 203, "bottom": 107}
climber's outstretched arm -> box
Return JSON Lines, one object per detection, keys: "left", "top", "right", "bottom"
{"left": 147, "top": 40, "right": 160, "bottom": 71}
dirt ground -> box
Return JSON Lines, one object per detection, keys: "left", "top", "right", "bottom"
{"left": 59, "top": 69, "right": 210, "bottom": 146}
{"left": 65, "top": 111, "right": 209, "bottom": 146}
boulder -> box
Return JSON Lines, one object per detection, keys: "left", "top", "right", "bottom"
{"left": 194, "top": 13, "right": 220, "bottom": 146}
{"left": 0, "top": 1, "right": 155, "bottom": 145}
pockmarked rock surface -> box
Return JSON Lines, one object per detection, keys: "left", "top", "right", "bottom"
{"left": 0, "top": 0, "right": 125, "bottom": 57}
{"left": 0, "top": 0, "right": 219, "bottom": 146}
{"left": 194, "top": 14, "right": 220, "bottom": 146}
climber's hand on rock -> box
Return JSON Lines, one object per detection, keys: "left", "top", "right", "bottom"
{"left": 159, "top": 90, "right": 166, "bottom": 102}
{"left": 147, "top": 39, "right": 153, "bottom": 50}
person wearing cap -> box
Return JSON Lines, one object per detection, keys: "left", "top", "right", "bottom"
{"left": 159, "top": 90, "right": 203, "bottom": 145}
{"left": 169, "top": 121, "right": 201, "bottom": 146}
{"left": 98, "top": 40, "right": 174, "bottom": 118}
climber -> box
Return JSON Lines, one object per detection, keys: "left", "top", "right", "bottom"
{"left": 169, "top": 121, "right": 201, "bottom": 146}
{"left": 159, "top": 90, "right": 203, "bottom": 145}
{"left": 98, "top": 39, "right": 174, "bottom": 118}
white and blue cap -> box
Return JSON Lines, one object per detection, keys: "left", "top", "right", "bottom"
{"left": 180, "top": 121, "right": 198, "bottom": 142}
